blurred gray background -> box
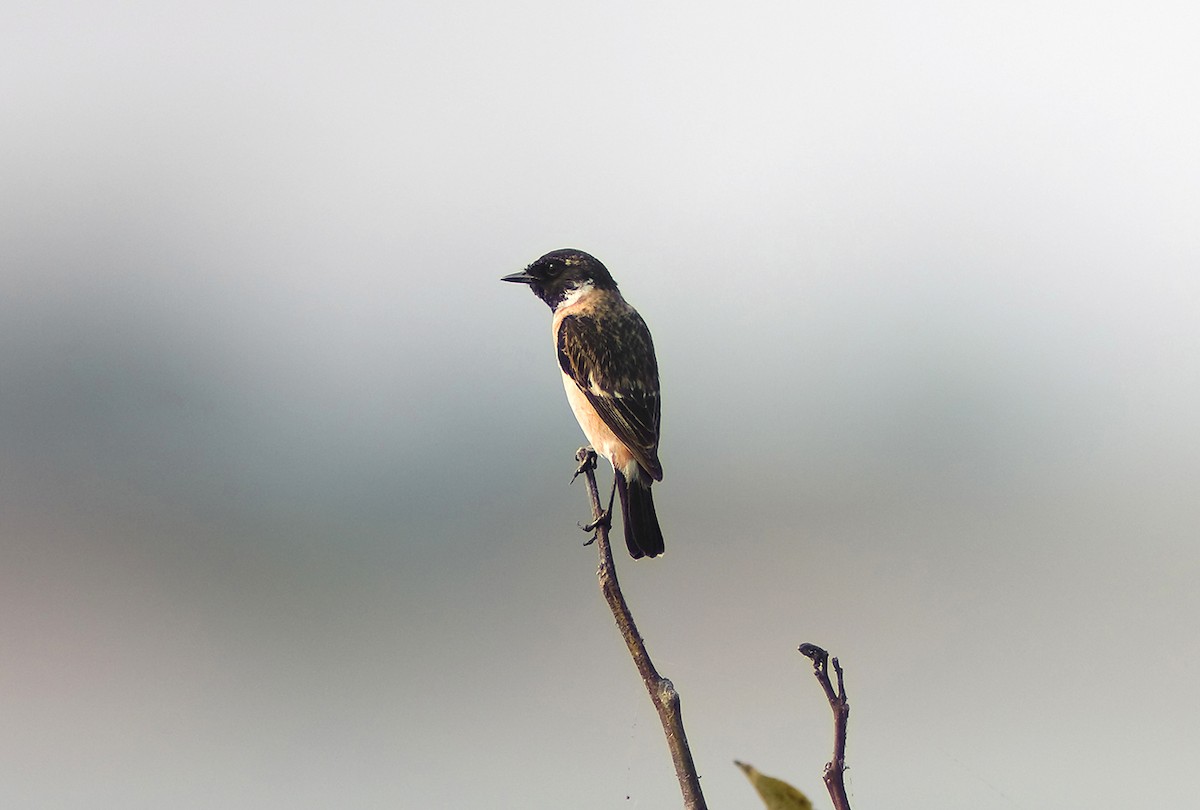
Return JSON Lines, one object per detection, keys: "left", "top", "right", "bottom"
{"left": 3, "top": 2, "right": 1197, "bottom": 808}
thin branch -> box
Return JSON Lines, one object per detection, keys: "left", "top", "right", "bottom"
{"left": 798, "top": 643, "right": 852, "bottom": 810}
{"left": 575, "top": 448, "right": 707, "bottom": 810}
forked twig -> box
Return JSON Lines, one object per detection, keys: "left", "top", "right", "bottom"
{"left": 798, "top": 643, "right": 852, "bottom": 810}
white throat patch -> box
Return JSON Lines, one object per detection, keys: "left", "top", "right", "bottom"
{"left": 556, "top": 280, "right": 594, "bottom": 310}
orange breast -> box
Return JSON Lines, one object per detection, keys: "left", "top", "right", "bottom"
{"left": 560, "top": 372, "right": 640, "bottom": 480}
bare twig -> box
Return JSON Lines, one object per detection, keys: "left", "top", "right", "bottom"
{"left": 797, "top": 643, "right": 852, "bottom": 810}
{"left": 575, "top": 448, "right": 707, "bottom": 810}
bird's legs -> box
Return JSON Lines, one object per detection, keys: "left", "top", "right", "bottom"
{"left": 573, "top": 447, "right": 616, "bottom": 545}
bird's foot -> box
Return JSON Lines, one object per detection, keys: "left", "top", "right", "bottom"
{"left": 571, "top": 446, "right": 598, "bottom": 484}
{"left": 578, "top": 508, "right": 612, "bottom": 546}
{"left": 572, "top": 447, "right": 607, "bottom": 544}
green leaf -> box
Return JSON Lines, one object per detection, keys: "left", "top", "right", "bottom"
{"left": 734, "top": 760, "right": 814, "bottom": 810}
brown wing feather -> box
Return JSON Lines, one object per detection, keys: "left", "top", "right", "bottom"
{"left": 557, "top": 313, "right": 662, "bottom": 480}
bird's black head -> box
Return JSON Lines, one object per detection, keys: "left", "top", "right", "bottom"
{"left": 501, "top": 248, "right": 618, "bottom": 310}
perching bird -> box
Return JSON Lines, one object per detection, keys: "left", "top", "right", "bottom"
{"left": 502, "top": 249, "right": 664, "bottom": 559}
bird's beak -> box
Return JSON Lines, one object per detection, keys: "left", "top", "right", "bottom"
{"left": 501, "top": 270, "right": 535, "bottom": 284}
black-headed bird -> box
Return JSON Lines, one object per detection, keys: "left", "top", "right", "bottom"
{"left": 502, "top": 249, "right": 664, "bottom": 559}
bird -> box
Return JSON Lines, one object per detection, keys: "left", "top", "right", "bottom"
{"left": 502, "top": 248, "right": 664, "bottom": 559}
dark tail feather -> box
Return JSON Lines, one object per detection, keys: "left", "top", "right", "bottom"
{"left": 616, "top": 471, "right": 664, "bottom": 559}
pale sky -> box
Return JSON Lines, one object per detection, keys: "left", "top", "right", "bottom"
{"left": 2, "top": 2, "right": 1198, "bottom": 808}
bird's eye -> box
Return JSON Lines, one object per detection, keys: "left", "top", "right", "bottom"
{"left": 545, "top": 261, "right": 561, "bottom": 276}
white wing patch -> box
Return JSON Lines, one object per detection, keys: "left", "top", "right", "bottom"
{"left": 588, "top": 375, "right": 615, "bottom": 396}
